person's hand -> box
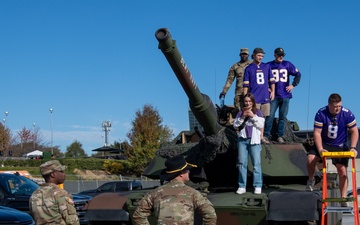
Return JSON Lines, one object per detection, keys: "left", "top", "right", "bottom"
{"left": 286, "top": 85, "right": 294, "bottom": 93}
{"left": 350, "top": 148, "right": 358, "bottom": 157}
{"left": 318, "top": 148, "right": 328, "bottom": 156}
{"left": 219, "top": 92, "right": 226, "bottom": 99}
{"left": 242, "top": 106, "right": 254, "bottom": 118}
{"left": 270, "top": 91, "right": 275, "bottom": 100}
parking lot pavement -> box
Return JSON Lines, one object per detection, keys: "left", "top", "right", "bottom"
{"left": 343, "top": 213, "right": 355, "bottom": 224}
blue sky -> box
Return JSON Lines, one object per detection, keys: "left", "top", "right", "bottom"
{"left": 1, "top": 1, "right": 359, "bottom": 156}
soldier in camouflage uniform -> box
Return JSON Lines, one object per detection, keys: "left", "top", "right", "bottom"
{"left": 219, "top": 48, "right": 252, "bottom": 108}
{"left": 133, "top": 155, "right": 217, "bottom": 225}
{"left": 29, "top": 160, "right": 79, "bottom": 225}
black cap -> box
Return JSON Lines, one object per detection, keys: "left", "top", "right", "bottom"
{"left": 274, "top": 47, "right": 286, "bottom": 56}
{"left": 253, "top": 47, "right": 265, "bottom": 55}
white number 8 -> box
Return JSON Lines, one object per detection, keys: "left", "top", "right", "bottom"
{"left": 327, "top": 125, "right": 338, "bottom": 139}
{"left": 256, "top": 72, "right": 265, "bottom": 84}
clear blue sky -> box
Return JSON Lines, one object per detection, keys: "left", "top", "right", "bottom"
{"left": 1, "top": 1, "right": 359, "bottom": 156}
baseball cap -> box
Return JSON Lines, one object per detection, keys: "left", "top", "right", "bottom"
{"left": 274, "top": 47, "right": 286, "bottom": 56}
{"left": 239, "top": 48, "right": 249, "bottom": 55}
{"left": 253, "top": 47, "right": 265, "bottom": 55}
{"left": 40, "top": 160, "right": 66, "bottom": 175}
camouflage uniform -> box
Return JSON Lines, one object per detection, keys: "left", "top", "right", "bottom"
{"left": 133, "top": 179, "right": 217, "bottom": 225}
{"left": 222, "top": 59, "right": 252, "bottom": 108}
{"left": 29, "top": 176, "right": 79, "bottom": 225}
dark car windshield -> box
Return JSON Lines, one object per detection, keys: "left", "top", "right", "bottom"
{"left": 0, "top": 175, "right": 39, "bottom": 196}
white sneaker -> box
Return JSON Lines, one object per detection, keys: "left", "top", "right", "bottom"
{"left": 306, "top": 179, "right": 315, "bottom": 191}
{"left": 236, "top": 187, "right": 246, "bottom": 194}
{"left": 277, "top": 137, "right": 285, "bottom": 143}
{"left": 254, "top": 187, "right": 262, "bottom": 194}
{"left": 261, "top": 137, "right": 270, "bottom": 144}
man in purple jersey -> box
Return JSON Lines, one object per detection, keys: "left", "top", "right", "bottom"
{"left": 306, "top": 94, "right": 358, "bottom": 206}
{"left": 264, "top": 48, "right": 301, "bottom": 143}
{"left": 243, "top": 47, "right": 275, "bottom": 144}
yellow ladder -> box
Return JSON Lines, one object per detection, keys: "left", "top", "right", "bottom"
{"left": 320, "top": 151, "right": 359, "bottom": 225}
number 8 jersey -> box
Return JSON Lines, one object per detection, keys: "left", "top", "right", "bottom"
{"left": 243, "top": 62, "right": 275, "bottom": 104}
{"left": 314, "top": 106, "right": 357, "bottom": 147}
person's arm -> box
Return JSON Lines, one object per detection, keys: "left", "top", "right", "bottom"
{"left": 243, "top": 66, "right": 250, "bottom": 95}
{"left": 269, "top": 83, "right": 275, "bottom": 100}
{"left": 349, "top": 126, "right": 359, "bottom": 157}
{"left": 193, "top": 191, "right": 217, "bottom": 225}
{"left": 233, "top": 111, "right": 245, "bottom": 129}
{"left": 251, "top": 115, "right": 265, "bottom": 129}
{"left": 222, "top": 65, "right": 236, "bottom": 94}
{"left": 57, "top": 192, "right": 80, "bottom": 225}
{"left": 287, "top": 71, "right": 301, "bottom": 92}
{"left": 313, "top": 127, "right": 326, "bottom": 153}
{"left": 132, "top": 193, "right": 153, "bottom": 225}
{"left": 243, "top": 87, "right": 248, "bottom": 95}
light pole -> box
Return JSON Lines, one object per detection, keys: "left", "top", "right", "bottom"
{"left": 4, "top": 111, "right": 8, "bottom": 128}
{"left": 3, "top": 112, "right": 8, "bottom": 155}
{"left": 49, "top": 108, "right": 53, "bottom": 155}
{"left": 33, "top": 123, "right": 36, "bottom": 150}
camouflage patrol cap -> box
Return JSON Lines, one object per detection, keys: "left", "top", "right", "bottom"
{"left": 160, "top": 155, "right": 197, "bottom": 181}
{"left": 239, "top": 48, "right": 249, "bottom": 55}
{"left": 253, "top": 47, "right": 265, "bottom": 55}
{"left": 40, "top": 160, "right": 66, "bottom": 175}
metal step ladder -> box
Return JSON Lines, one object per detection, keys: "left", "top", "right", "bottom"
{"left": 321, "top": 151, "right": 359, "bottom": 225}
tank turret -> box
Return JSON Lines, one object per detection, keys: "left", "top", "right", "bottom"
{"left": 144, "top": 28, "right": 309, "bottom": 189}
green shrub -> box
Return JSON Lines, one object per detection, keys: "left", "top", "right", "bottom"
{"left": 1, "top": 158, "right": 137, "bottom": 176}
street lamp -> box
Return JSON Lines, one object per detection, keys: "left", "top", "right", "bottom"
{"left": 33, "top": 123, "right": 36, "bottom": 150}
{"left": 3, "top": 112, "right": 9, "bottom": 155}
{"left": 4, "top": 111, "right": 8, "bottom": 128}
{"left": 49, "top": 108, "right": 53, "bottom": 154}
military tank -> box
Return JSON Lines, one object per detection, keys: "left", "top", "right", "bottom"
{"left": 141, "top": 28, "right": 329, "bottom": 225}
{"left": 144, "top": 28, "right": 310, "bottom": 190}
{"left": 83, "top": 28, "right": 339, "bottom": 225}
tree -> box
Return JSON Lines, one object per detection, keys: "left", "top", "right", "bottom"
{"left": 65, "top": 140, "right": 87, "bottom": 158}
{"left": 0, "top": 123, "right": 11, "bottom": 156}
{"left": 126, "top": 104, "right": 173, "bottom": 174}
{"left": 10, "top": 126, "right": 47, "bottom": 157}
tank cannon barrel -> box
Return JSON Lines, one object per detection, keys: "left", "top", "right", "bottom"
{"left": 155, "top": 28, "right": 222, "bottom": 135}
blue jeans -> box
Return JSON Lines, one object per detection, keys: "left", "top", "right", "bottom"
{"left": 237, "top": 137, "right": 262, "bottom": 188}
{"left": 264, "top": 98, "right": 290, "bottom": 138}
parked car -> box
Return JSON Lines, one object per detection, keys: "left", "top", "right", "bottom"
{"left": 0, "top": 173, "right": 91, "bottom": 225}
{"left": 0, "top": 206, "right": 35, "bottom": 225}
{"left": 78, "top": 180, "right": 143, "bottom": 197}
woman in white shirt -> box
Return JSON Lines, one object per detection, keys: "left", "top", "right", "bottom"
{"left": 233, "top": 93, "right": 265, "bottom": 195}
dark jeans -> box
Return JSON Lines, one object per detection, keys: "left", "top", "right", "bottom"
{"left": 264, "top": 98, "right": 290, "bottom": 138}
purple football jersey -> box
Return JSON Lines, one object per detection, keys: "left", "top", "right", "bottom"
{"left": 243, "top": 63, "right": 275, "bottom": 104}
{"left": 268, "top": 60, "right": 301, "bottom": 99}
{"left": 314, "top": 106, "right": 357, "bottom": 147}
